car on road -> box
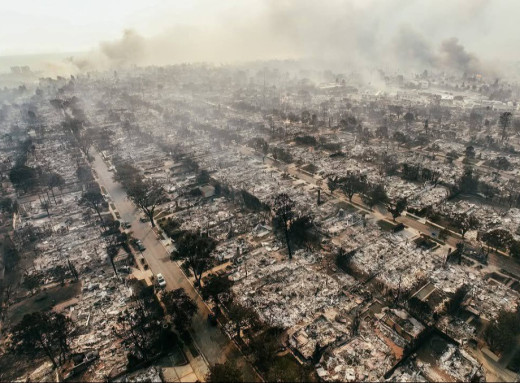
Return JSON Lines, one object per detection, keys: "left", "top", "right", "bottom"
{"left": 156, "top": 273, "right": 166, "bottom": 288}
{"left": 135, "top": 239, "right": 146, "bottom": 252}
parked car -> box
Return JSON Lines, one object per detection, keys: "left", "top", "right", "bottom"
{"left": 117, "top": 266, "right": 131, "bottom": 274}
{"left": 135, "top": 239, "right": 146, "bottom": 252}
{"left": 122, "top": 221, "right": 132, "bottom": 229}
{"left": 140, "top": 217, "right": 150, "bottom": 223}
{"left": 156, "top": 273, "right": 166, "bottom": 288}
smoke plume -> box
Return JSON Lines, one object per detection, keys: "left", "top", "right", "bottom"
{"left": 23, "top": 0, "right": 520, "bottom": 77}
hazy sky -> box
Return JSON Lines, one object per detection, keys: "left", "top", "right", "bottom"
{"left": 1, "top": 0, "right": 519, "bottom": 74}
{"left": 0, "top": 0, "right": 260, "bottom": 55}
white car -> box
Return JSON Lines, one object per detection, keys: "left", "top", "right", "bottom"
{"left": 156, "top": 273, "right": 166, "bottom": 288}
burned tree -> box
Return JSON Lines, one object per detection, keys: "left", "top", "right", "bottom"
{"left": 499, "top": 111, "right": 512, "bottom": 142}
{"left": 9, "top": 165, "right": 39, "bottom": 193}
{"left": 387, "top": 197, "right": 407, "bottom": 221}
{"left": 362, "top": 183, "right": 389, "bottom": 209}
{"left": 162, "top": 288, "right": 198, "bottom": 334}
{"left": 339, "top": 173, "right": 367, "bottom": 202}
{"left": 451, "top": 212, "right": 479, "bottom": 239}
{"left": 44, "top": 172, "right": 65, "bottom": 204}
{"left": 12, "top": 312, "right": 72, "bottom": 369}
{"left": 171, "top": 231, "right": 217, "bottom": 286}
{"left": 273, "top": 193, "right": 295, "bottom": 259}
{"left": 201, "top": 274, "right": 233, "bottom": 308}
{"left": 40, "top": 200, "right": 51, "bottom": 217}
{"left": 207, "top": 361, "right": 243, "bottom": 383}
{"left": 76, "top": 165, "right": 93, "bottom": 185}
{"left": 227, "top": 302, "right": 260, "bottom": 339}
{"left": 126, "top": 179, "right": 164, "bottom": 227}
{"left": 404, "top": 111, "right": 414, "bottom": 127}
{"left": 114, "top": 279, "right": 166, "bottom": 367}
{"left": 79, "top": 190, "right": 105, "bottom": 222}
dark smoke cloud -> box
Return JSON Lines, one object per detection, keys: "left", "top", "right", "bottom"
{"left": 438, "top": 37, "right": 480, "bottom": 74}
{"left": 390, "top": 29, "right": 484, "bottom": 74}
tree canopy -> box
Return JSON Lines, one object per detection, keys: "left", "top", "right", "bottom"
{"left": 171, "top": 231, "right": 217, "bottom": 285}
{"left": 9, "top": 165, "right": 39, "bottom": 192}
{"left": 207, "top": 361, "right": 243, "bottom": 382}
{"left": 273, "top": 193, "right": 295, "bottom": 259}
{"left": 12, "top": 311, "right": 72, "bottom": 369}
{"left": 362, "top": 183, "right": 389, "bottom": 209}
{"left": 162, "top": 288, "right": 198, "bottom": 334}
{"left": 126, "top": 179, "right": 164, "bottom": 227}
{"left": 79, "top": 190, "right": 105, "bottom": 221}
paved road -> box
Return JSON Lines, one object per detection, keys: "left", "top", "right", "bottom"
{"left": 91, "top": 153, "right": 259, "bottom": 382}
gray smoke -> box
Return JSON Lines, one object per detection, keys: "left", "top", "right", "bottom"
{"left": 39, "top": 0, "right": 520, "bottom": 77}
{"left": 99, "top": 30, "right": 146, "bottom": 67}
{"left": 438, "top": 37, "right": 480, "bottom": 74}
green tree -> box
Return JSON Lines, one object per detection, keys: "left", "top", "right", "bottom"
{"left": 446, "top": 150, "right": 459, "bottom": 164}
{"left": 249, "top": 326, "right": 284, "bottom": 372}
{"left": 22, "top": 273, "right": 41, "bottom": 295}
{"left": 0, "top": 197, "right": 18, "bottom": 214}
{"left": 457, "top": 166, "right": 479, "bottom": 195}
{"left": 393, "top": 131, "right": 408, "bottom": 146}
{"left": 327, "top": 176, "right": 340, "bottom": 193}
{"left": 465, "top": 145, "right": 476, "bottom": 159}
{"left": 113, "top": 160, "right": 139, "bottom": 184}
{"left": 77, "top": 128, "right": 96, "bottom": 156}
{"left": 389, "top": 105, "right": 403, "bottom": 119}
{"left": 445, "top": 284, "right": 468, "bottom": 315}
{"left": 107, "top": 245, "right": 119, "bottom": 275}
{"left": 196, "top": 170, "right": 211, "bottom": 185}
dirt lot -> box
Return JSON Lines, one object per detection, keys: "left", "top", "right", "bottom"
{"left": 7, "top": 281, "right": 82, "bottom": 325}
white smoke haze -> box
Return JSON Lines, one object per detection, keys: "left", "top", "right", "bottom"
{"left": 6, "top": 0, "right": 520, "bottom": 78}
